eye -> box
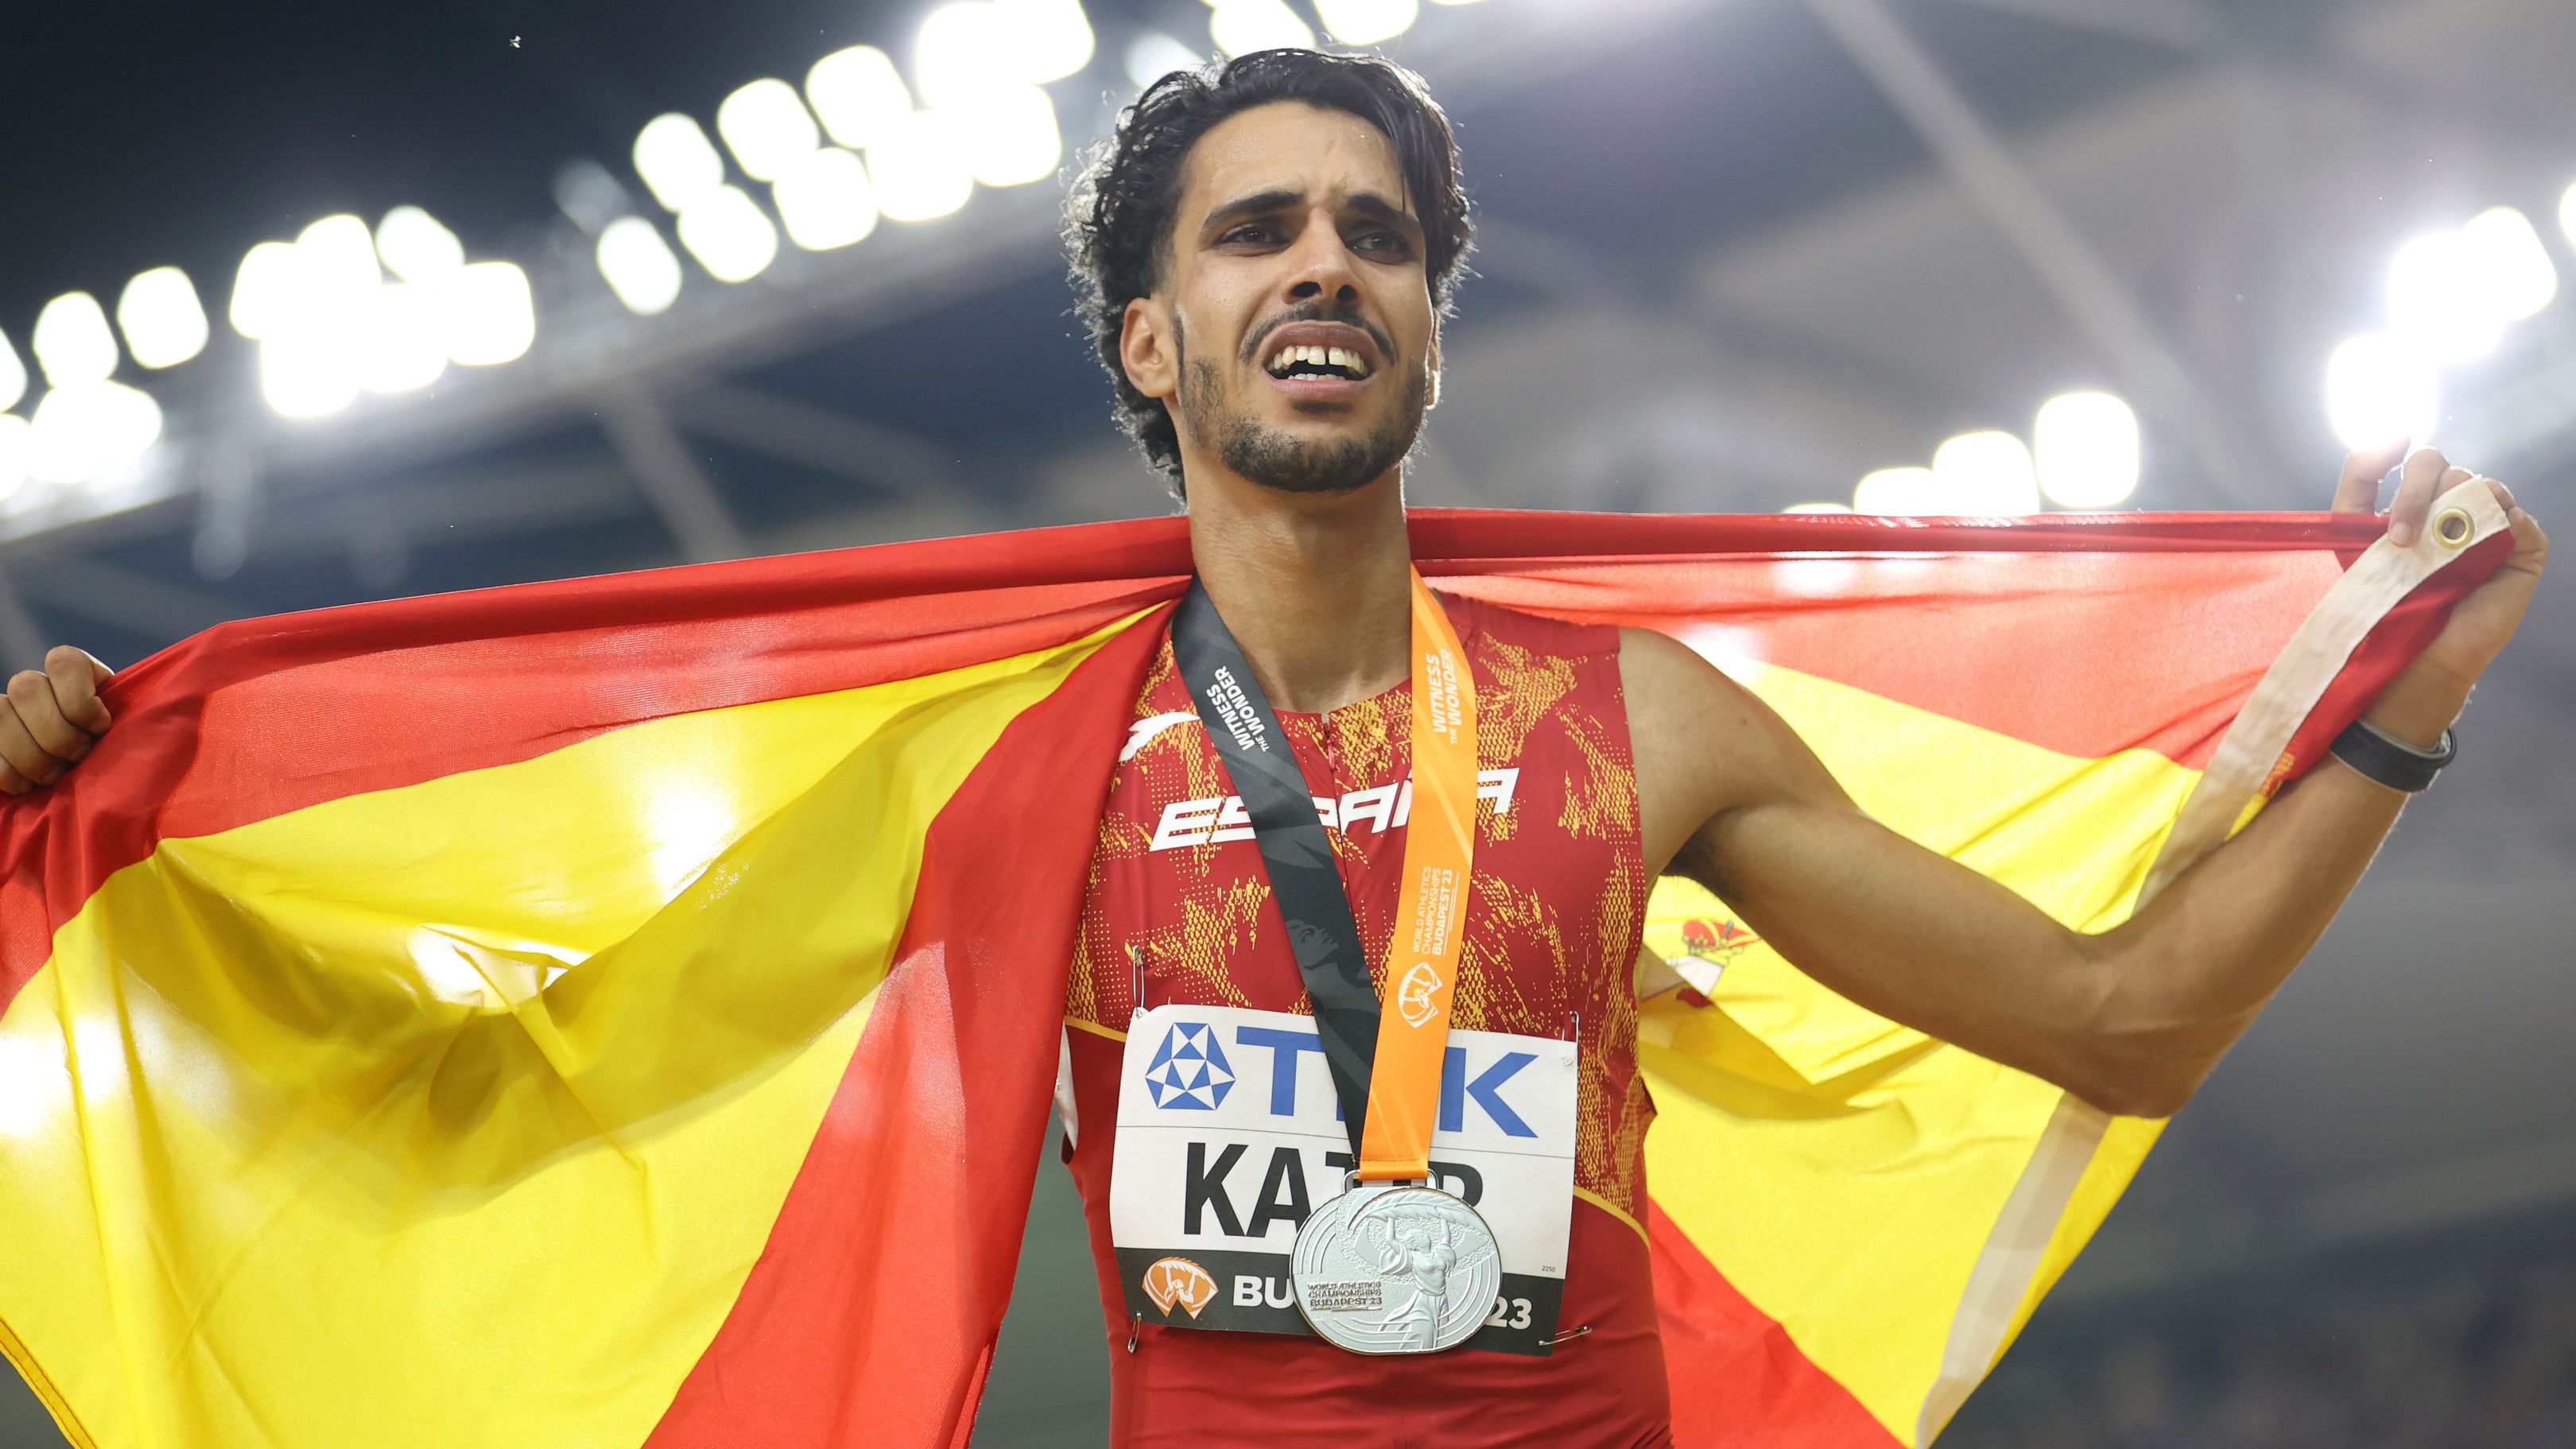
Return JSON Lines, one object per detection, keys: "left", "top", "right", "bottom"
{"left": 1352, "top": 228, "right": 1411, "bottom": 257}
{"left": 1222, "top": 223, "right": 1279, "bottom": 246}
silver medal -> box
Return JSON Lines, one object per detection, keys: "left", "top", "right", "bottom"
{"left": 1290, "top": 1181, "right": 1503, "bottom": 1354}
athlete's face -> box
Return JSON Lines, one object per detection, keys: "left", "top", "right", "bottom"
{"left": 1120, "top": 102, "right": 1439, "bottom": 498}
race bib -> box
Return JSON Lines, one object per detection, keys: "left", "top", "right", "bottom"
{"left": 1108, "top": 1003, "right": 1577, "bottom": 1355}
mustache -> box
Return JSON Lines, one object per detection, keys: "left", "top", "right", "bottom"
{"left": 1239, "top": 304, "right": 1399, "bottom": 368}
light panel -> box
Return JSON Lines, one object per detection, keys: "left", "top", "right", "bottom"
{"left": 774, "top": 148, "right": 880, "bottom": 250}
{"left": 0, "top": 328, "right": 26, "bottom": 413}
{"left": 1930, "top": 430, "right": 2041, "bottom": 514}
{"left": 869, "top": 110, "right": 976, "bottom": 222}
{"left": 1124, "top": 32, "right": 1203, "bottom": 91}
{"left": 635, "top": 113, "right": 727, "bottom": 213}
{"left": 1852, "top": 466, "right": 1934, "bottom": 514}
{"left": 597, "top": 217, "right": 685, "bottom": 315}
{"left": 2459, "top": 206, "right": 2558, "bottom": 322}
{"left": 228, "top": 241, "right": 303, "bottom": 340}
{"left": 33, "top": 293, "right": 120, "bottom": 387}
{"left": 916, "top": 3, "right": 1014, "bottom": 110}
{"left": 376, "top": 206, "right": 466, "bottom": 284}
{"left": 356, "top": 283, "right": 449, "bottom": 393}
{"left": 28, "top": 382, "right": 161, "bottom": 485}
{"left": 260, "top": 332, "right": 358, "bottom": 419}
{"left": 1208, "top": 0, "right": 1315, "bottom": 55}
{"left": 992, "top": 0, "right": 1096, "bottom": 84}
{"left": 717, "top": 79, "right": 820, "bottom": 183}
{"left": 677, "top": 185, "right": 781, "bottom": 281}
{"left": 1316, "top": 0, "right": 1419, "bottom": 45}
{"left": 2032, "top": 391, "right": 2140, "bottom": 509}
{"left": 441, "top": 262, "right": 537, "bottom": 366}
{"left": 957, "top": 84, "right": 1062, "bottom": 188}
{"left": 0, "top": 414, "right": 29, "bottom": 501}
{"left": 2325, "top": 332, "right": 2438, "bottom": 451}
{"left": 2387, "top": 231, "right": 2502, "bottom": 364}
{"left": 808, "top": 46, "right": 913, "bottom": 149}
{"left": 116, "top": 267, "right": 209, "bottom": 369}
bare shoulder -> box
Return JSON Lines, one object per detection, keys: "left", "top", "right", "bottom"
{"left": 1616, "top": 626, "right": 1798, "bottom": 874}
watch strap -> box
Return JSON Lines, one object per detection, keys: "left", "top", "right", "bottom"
{"left": 2328, "top": 719, "right": 2455, "bottom": 793}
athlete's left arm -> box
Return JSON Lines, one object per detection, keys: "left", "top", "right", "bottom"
{"left": 1624, "top": 444, "right": 2547, "bottom": 1119}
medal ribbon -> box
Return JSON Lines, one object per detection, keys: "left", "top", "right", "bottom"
{"left": 1170, "top": 571, "right": 1477, "bottom": 1183}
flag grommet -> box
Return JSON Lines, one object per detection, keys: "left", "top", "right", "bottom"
{"left": 2434, "top": 506, "right": 2474, "bottom": 548}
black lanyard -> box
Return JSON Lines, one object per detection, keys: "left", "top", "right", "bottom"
{"left": 1170, "top": 580, "right": 1381, "bottom": 1159}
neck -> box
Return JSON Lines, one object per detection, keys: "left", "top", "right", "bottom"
{"left": 1185, "top": 474, "right": 1413, "bottom": 715}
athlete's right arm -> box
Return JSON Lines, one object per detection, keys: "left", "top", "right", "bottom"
{"left": 0, "top": 647, "right": 114, "bottom": 795}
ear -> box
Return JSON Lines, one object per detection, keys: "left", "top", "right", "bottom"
{"left": 1120, "top": 296, "right": 1180, "bottom": 404}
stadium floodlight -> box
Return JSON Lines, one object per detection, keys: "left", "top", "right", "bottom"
{"left": 1852, "top": 466, "right": 1934, "bottom": 514}
{"left": 2386, "top": 230, "right": 2503, "bottom": 364}
{"left": 27, "top": 382, "right": 161, "bottom": 486}
{"left": 1931, "top": 430, "right": 2041, "bottom": 514}
{"left": 228, "top": 241, "right": 302, "bottom": 340}
{"left": 2562, "top": 180, "right": 2576, "bottom": 254}
{"left": 2033, "top": 391, "right": 2140, "bottom": 509}
{"left": 115, "top": 267, "right": 209, "bottom": 370}
{"left": 716, "top": 79, "right": 820, "bottom": 183}
{"left": 916, "top": 4, "right": 1006, "bottom": 110}
{"left": 33, "top": 293, "right": 120, "bottom": 388}
{"left": 2458, "top": 206, "right": 2558, "bottom": 322}
{"left": 635, "top": 113, "right": 727, "bottom": 213}
{"left": 355, "top": 283, "right": 449, "bottom": 393}
{"left": 1124, "top": 32, "right": 1203, "bottom": 91}
{"left": 956, "top": 84, "right": 1062, "bottom": 188}
{"left": 0, "top": 327, "right": 26, "bottom": 413}
{"left": 774, "top": 147, "right": 880, "bottom": 250}
{"left": 376, "top": 206, "right": 466, "bottom": 285}
{"left": 596, "top": 217, "right": 685, "bottom": 314}
{"left": 991, "top": 0, "right": 1096, "bottom": 84}
{"left": 260, "top": 332, "right": 358, "bottom": 419}
{"left": 677, "top": 185, "right": 781, "bottom": 281}
{"left": 0, "top": 413, "right": 28, "bottom": 501}
{"left": 2325, "top": 332, "right": 2438, "bottom": 451}
{"left": 440, "top": 262, "right": 537, "bottom": 366}
{"left": 297, "top": 215, "right": 383, "bottom": 299}
{"left": 808, "top": 46, "right": 914, "bottom": 149}
{"left": 869, "top": 110, "right": 976, "bottom": 222}
{"left": 1316, "top": 0, "right": 1418, "bottom": 45}
{"left": 1207, "top": 0, "right": 1315, "bottom": 55}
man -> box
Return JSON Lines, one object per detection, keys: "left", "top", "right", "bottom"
{"left": 2, "top": 47, "right": 2548, "bottom": 1449}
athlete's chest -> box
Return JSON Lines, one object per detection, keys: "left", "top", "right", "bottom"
{"left": 1068, "top": 612, "right": 1647, "bottom": 1037}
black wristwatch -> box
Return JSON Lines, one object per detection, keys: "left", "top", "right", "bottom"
{"left": 2327, "top": 718, "right": 2456, "bottom": 793}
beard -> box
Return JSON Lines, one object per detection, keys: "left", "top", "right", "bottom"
{"left": 1175, "top": 319, "right": 1429, "bottom": 496}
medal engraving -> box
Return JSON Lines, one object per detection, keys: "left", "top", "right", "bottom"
{"left": 1290, "top": 1183, "right": 1502, "bottom": 1354}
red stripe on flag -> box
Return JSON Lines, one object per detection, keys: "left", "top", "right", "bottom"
{"left": 1650, "top": 1200, "right": 1900, "bottom": 1448}
{"left": 640, "top": 607, "right": 1167, "bottom": 1449}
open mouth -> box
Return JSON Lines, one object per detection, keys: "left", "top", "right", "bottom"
{"left": 1263, "top": 343, "right": 1375, "bottom": 382}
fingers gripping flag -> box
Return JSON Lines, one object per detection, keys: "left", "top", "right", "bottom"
{"left": 0, "top": 503, "right": 2508, "bottom": 1449}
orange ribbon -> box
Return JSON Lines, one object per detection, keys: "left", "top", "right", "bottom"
{"left": 1354, "top": 571, "right": 1478, "bottom": 1183}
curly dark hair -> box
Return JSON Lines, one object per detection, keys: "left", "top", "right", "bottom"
{"left": 1063, "top": 48, "right": 1475, "bottom": 494}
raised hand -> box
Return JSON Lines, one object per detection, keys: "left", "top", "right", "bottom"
{"left": 2332, "top": 443, "right": 2549, "bottom": 744}
{"left": 1, "top": 646, "right": 114, "bottom": 795}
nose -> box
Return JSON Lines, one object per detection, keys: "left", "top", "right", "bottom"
{"left": 1282, "top": 211, "right": 1361, "bottom": 308}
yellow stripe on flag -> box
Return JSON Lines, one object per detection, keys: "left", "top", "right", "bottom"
{"left": 1642, "top": 661, "right": 2198, "bottom": 1444}
{"left": 0, "top": 621, "right": 1127, "bottom": 1449}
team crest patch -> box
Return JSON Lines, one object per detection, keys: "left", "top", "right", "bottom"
{"left": 1143, "top": 1021, "right": 1236, "bottom": 1110}
{"left": 1142, "top": 1256, "right": 1217, "bottom": 1318}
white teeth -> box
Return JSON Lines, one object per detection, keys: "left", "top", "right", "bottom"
{"left": 1265, "top": 342, "right": 1371, "bottom": 378}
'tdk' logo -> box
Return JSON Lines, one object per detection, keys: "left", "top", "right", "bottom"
{"left": 1144, "top": 1021, "right": 1236, "bottom": 1110}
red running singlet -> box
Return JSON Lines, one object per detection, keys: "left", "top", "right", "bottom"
{"left": 1057, "top": 595, "right": 1674, "bottom": 1449}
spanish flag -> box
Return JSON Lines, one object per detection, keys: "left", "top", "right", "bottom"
{"left": 0, "top": 500, "right": 2509, "bottom": 1448}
